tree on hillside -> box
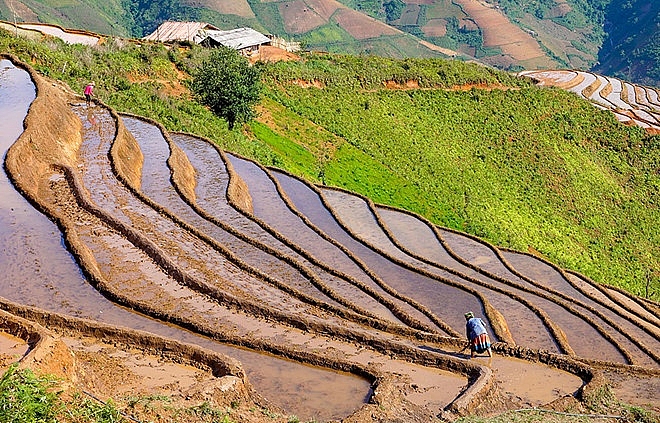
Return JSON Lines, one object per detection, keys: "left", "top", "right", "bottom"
{"left": 191, "top": 47, "right": 262, "bottom": 130}
{"left": 122, "top": 0, "right": 199, "bottom": 37}
{"left": 384, "top": 0, "right": 405, "bottom": 22}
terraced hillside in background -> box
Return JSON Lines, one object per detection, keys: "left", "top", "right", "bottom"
{"left": 0, "top": 0, "right": 637, "bottom": 74}
{"left": 522, "top": 69, "right": 660, "bottom": 133}
{"left": 1, "top": 54, "right": 659, "bottom": 422}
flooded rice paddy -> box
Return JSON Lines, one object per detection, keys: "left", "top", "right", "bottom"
{"left": 1, "top": 58, "right": 659, "bottom": 421}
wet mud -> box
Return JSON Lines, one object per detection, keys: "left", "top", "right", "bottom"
{"left": 501, "top": 250, "right": 660, "bottom": 367}
{"left": 0, "top": 330, "right": 29, "bottom": 367}
{"left": 0, "top": 59, "right": 370, "bottom": 420}
{"left": 273, "top": 171, "right": 491, "bottom": 336}
{"left": 224, "top": 155, "right": 446, "bottom": 333}
{"left": 373, "top": 205, "right": 559, "bottom": 351}
{"left": 0, "top": 59, "right": 90, "bottom": 314}
{"left": 308, "top": 185, "right": 638, "bottom": 364}
{"left": 123, "top": 116, "right": 394, "bottom": 322}
{"left": 2, "top": 56, "right": 659, "bottom": 421}
{"left": 70, "top": 107, "right": 377, "bottom": 420}
{"left": 171, "top": 132, "right": 410, "bottom": 326}
{"left": 436, "top": 229, "right": 634, "bottom": 363}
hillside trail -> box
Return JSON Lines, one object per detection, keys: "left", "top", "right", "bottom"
{"left": 1, "top": 57, "right": 659, "bottom": 421}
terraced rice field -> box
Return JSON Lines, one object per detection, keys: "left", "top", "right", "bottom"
{"left": 521, "top": 69, "right": 660, "bottom": 132}
{"left": 16, "top": 22, "right": 100, "bottom": 45}
{"left": 1, "top": 57, "right": 660, "bottom": 421}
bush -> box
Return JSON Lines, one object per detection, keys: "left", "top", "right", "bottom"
{"left": 191, "top": 46, "right": 262, "bottom": 130}
{"left": 0, "top": 365, "right": 59, "bottom": 423}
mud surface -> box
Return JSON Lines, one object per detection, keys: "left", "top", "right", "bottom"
{"left": 373, "top": 205, "right": 558, "bottom": 352}
{"left": 2, "top": 57, "right": 660, "bottom": 422}
{"left": 0, "top": 59, "right": 370, "bottom": 422}
{"left": 0, "top": 331, "right": 28, "bottom": 368}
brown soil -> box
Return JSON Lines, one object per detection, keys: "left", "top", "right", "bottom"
{"left": 0, "top": 330, "right": 28, "bottom": 369}
{"left": 290, "top": 78, "right": 325, "bottom": 88}
{"left": 0, "top": 304, "right": 274, "bottom": 423}
{"left": 453, "top": 0, "right": 550, "bottom": 64}
{"left": 422, "top": 19, "right": 448, "bottom": 37}
{"left": 2, "top": 55, "right": 660, "bottom": 423}
{"left": 306, "top": 0, "right": 343, "bottom": 21}
{"left": 333, "top": 7, "right": 401, "bottom": 40}
{"left": 279, "top": 0, "right": 328, "bottom": 35}
{"left": 250, "top": 45, "right": 301, "bottom": 64}
{"left": 418, "top": 39, "right": 462, "bottom": 57}
{"left": 183, "top": 0, "right": 255, "bottom": 18}
{"left": 66, "top": 335, "right": 264, "bottom": 423}
{"left": 126, "top": 66, "right": 190, "bottom": 97}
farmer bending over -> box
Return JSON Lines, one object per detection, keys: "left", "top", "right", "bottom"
{"left": 464, "top": 311, "right": 493, "bottom": 358}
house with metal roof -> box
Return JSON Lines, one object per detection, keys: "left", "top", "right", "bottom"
{"left": 198, "top": 27, "right": 271, "bottom": 53}
{"left": 143, "top": 21, "right": 220, "bottom": 43}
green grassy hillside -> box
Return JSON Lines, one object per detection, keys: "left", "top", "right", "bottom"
{"left": 260, "top": 56, "right": 659, "bottom": 299}
{"left": 1, "top": 28, "right": 657, "bottom": 299}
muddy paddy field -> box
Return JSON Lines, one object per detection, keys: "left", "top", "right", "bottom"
{"left": 0, "top": 56, "right": 659, "bottom": 422}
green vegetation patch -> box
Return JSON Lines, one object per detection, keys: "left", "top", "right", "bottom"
{"left": 337, "top": 0, "right": 384, "bottom": 20}
{"left": 262, "top": 56, "right": 659, "bottom": 299}
{"left": 300, "top": 21, "right": 355, "bottom": 46}
{"left": 245, "top": 0, "right": 286, "bottom": 37}
{"left": 0, "top": 365, "right": 60, "bottom": 422}
{"left": 249, "top": 121, "right": 317, "bottom": 176}
{"left": 264, "top": 53, "right": 527, "bottom": 89}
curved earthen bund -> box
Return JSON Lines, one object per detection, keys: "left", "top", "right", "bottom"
{"left": 520, "top": 69, "right": 660, "bottom": 133}
{"left": 2, "top": 57, "right": 660, "bottom": 420}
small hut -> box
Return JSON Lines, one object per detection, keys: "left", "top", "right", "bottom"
{"left": 143, "top": 21, "right": 220, "bottom": 44}
{"left": 198, "top": 27, "right": 271, "bottom": 55}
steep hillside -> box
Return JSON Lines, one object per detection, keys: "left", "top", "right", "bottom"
{"left": 260, "top": 57, "right": 660, "bottom": 299}
{"left": 335, "top": 0, "right": 607, "bottom": 70}
{"left": 0, "top": 0, "right": 455, "bottom": 58}
{"left": 2, "top": 51, "right": 659, "bottom": 423}
{"left": 2, "top": 0, "right": 659, "bottom": 80}
{"left": 594, "top": 0, "right": 660, "bottom": 87}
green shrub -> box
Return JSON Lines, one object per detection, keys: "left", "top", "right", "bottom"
{"left": 0, "top": 365, "right": 59, "bottom": 423}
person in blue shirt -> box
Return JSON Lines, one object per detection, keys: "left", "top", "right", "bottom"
{"left": 464, "top": 311, "right": 493, "bottom": 358}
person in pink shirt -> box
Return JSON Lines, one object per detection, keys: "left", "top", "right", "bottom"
{"left": 84, "top": 81, "right": 95, "bottom": 106}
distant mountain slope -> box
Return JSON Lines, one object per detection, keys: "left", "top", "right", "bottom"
{"left": 594, "top": 0, "right": 660, "bottom": 87}
{"left": 336, "top": 0, "right": 607, "bottom": 70}
{"left": 1, "top": 0, "right": 658, "bottom": 82}
{"left": 245, "top": 0, "right": 461, "bottom": 58}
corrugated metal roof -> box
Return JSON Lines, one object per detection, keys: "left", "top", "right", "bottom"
{"left": 143, "top": 21, "right": 219, "bottom": 42}
{"left": 199, "top": 27, "right": 271, "bottom": 50}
